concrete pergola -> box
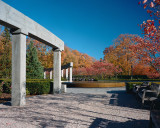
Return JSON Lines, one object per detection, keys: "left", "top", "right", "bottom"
{"left": 61, "top": 62, "right": 73, "bottom": 82}
{"left": 43, "top": 68, "right": 53, "bottom": 79}
{"left": 0, "top": 1, "right": 64, "bottom": 106}
{"left": 43, "top": 62, "right": 73, "bottom": 82}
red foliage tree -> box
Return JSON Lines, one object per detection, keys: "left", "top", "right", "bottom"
{"left": 139, "top": 0, "right": 160, "bottom": 42}
{"left": 73, "top": 61, "right": 122, "bottom": 79}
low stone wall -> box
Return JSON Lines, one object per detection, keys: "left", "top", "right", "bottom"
{"left": 64, "top": 82, "right": 125, "bottom": 88}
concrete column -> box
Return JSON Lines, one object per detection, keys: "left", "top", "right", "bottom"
{"left": 50, "top": 70, "right": 52, "bottom": 79}
{"left": 11, "top": 29, "right": 27, "bottom": 106}
{"left": 53, "top": 49, "right": 61, "bottom": 93}
{"left": 66, "top": 68, "right": 68, "bottom": 80}
{"left": 69, "top": 67, "right": 72, "bottom": 82}
{"left": 44, "top": 71, "right": 46, "bottom": 79}
{"left": 61, "top": 70, "right": 63, "bottom": 77}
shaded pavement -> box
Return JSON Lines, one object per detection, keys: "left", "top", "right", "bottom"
{"left": 0, "top": 87, "right": 150, "bottom": 128}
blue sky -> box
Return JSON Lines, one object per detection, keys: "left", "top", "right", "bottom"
{"left": 3, "top": 0, "right": 150, "bottom": 60}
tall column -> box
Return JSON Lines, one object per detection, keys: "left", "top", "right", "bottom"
{"left": 44, "top": 71, "right": 46, "bottom": 79}
{"left": 66, "top": 68, "right": 68, "bottom": 80}
{"left": 61, "top": 70, "right": 63, "bottom": 77}
{"left": 50, "top": 70, "right": 52, "bottom": 79}
{"left": 11, "top": 29, "right": 27, "bottom": 106}
{"left": 53, "top": 49, "right": 61, "bottom": 93}
{"left": 69, "top": 67, "right": 72, "bottom": 82}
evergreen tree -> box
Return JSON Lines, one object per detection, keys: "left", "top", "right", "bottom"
{"left": 0, "top": 27, "right": 12, "bottom": 78}
{"left": 26, "top": 41, "right": 44, "bottom": 79}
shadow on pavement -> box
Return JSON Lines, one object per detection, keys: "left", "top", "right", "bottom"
{"left": 107, "top": 90, "right": 142, "bottom": 109}
{"left": 89, "top": 117, "right": 149, "bottom": 128}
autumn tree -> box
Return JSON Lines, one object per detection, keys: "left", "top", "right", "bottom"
{"left": 26, "top": 38, "right": 96, "bottom": 77}
{"left": 133, "top": 62, "right": 159, "bottom": 78}
{"left": 62, "top": 45, "right": 95, "bottom": 69}
{"left": 129, "top": 0, "right": 160, "bottom": 78}
{"left": 26, "top": 41, "right": 44, "bottom": 79}
{"left": 90, "top": 61, "right": 122, "bottom": 79}
{"left": 0, "top": 27, "right": 12, "bottom": 78}
{"left": 131, "top": 36, "right": 160, "bottom": 77}
{"left": 73, "top": 67, "right": 87, "bottom": 76}
{"left": 103, "top": 34, "right": 137, "bottom": 75}
{"left": 26, "top": 38, "right": 53, "bottom": 68}
{"left": 73, "top": 61, "right": 122, "bottom": 79}
{"left": 139, "top": 0, "right": 159, "bottom": 38}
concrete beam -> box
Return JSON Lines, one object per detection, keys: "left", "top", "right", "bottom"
{"left": 11, "top": 30, "right": 26, "bottom": 106}
{"left": 62, "top": 62, "right": 73, "bottom": 70}
{"left": 0, "top": 1, "right": 64, "bottom": 50}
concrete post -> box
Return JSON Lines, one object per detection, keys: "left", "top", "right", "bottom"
{"left": 11, "top": 29, "right": 27, "bottom": 106}
{"left": 61, "top": 84, "right": 67, "bottom": 93}
{"left": 50, "top": 70, "right": 52, "bottom": 79}
{"left": 53, "top": 49, "right": 61, "bottom": 93}
{"left": 44, "top": 71, "right": 46, "bottom": 79}
{"left": 61, "top": 70, "right": 63, "bottom": 77}
{"left": 69, "top": 67, "right": 72, "bottom": 82}
{"left": 66, "top": 69, "right": 68, "bottom": 80}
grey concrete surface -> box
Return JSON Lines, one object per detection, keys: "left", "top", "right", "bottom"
{"left": 66, "top": 69, "right": 68, "bottom": 80}
{"left": 11, "top": 31, "right": 26, "bottom": 106}
{"left": 69, "top": 67, "right": 73, "bottom": 82}
{"left": 67, "top": 87, "right": 126, "bottom": 94}
{"left": 53, "top": 49, "right": 61, "bottom": 93}
{"left": 61, "top": 70, "right": 64, "bottom": 77}
{"left": 50, "top": 71, "right": 52, "bottom": 79}
{"left": 0, "top": 88, "right": 150, "bottom": 128}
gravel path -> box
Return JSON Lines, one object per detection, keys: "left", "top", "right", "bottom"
{"left": 0, "top": 88, "right": 150, "bottom": 128}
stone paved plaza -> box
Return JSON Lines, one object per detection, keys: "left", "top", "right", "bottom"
{"left": 0, "top": 87, "right": 150, "bottom": 128}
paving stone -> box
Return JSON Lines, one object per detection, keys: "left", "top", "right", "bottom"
{"left": 0, "top": 88, "right": 150, "bottom": 128}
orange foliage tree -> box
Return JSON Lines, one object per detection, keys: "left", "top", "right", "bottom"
{"left": 0, "top": 27, "right": 12, "bottom": 78}
{"left": 103, "top": 34, "right": 137, "bottom": 75}
{"left": 26, "top": 38, "right": 95, "bottom": 71}
{"left": 133, "top": 63, "right": 159, "bottom": 78}
{"left": 62, "top": 45, "right": 95, "bottom": 69}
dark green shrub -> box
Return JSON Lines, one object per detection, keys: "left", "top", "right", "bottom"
{"left": 26, "top": 88, "right": 30, "bottom": 95}
{"left": 26, "top": 79, "right": 52, "bottom": 82}
{"left": 0, "top": 81, "right": 3, "bottom": 95}
{"left": 118, "top": 75, "right": 148, "bottom": 79}
{"left": 0, "top": 79, "right": 51, "bottom": 95}
{"left": 26, "top": 81, "right": 50, "bottom": 95}
{"left": 2, "top": 80, "right": 11, "bottom": 94}
{"left": 125, "top": 82, "right": 143, "bottom": 93}
{"left": 61, "top": 77, "right": 67, "bottom": 81}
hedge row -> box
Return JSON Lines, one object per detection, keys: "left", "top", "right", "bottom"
{"left": 72, "top": 75, "right": 160, "bottom": 81}
{"left": 117, "top": 75, "right": 148, "bottom": 79}
{"left": 125, "top": 82, "right": 160, "bottom": 93}
{"left": 0, "top": 79, "right": 52, "bottom": 95}
{"left": 27, "top": 81, "right": 50, "bottom": 95}
{"left": 125, "top": 82, "right": 143, "bottom": 93}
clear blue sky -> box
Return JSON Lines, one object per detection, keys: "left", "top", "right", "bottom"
{"left": 3, "top": 0, "right": 150, "bottom": 60}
